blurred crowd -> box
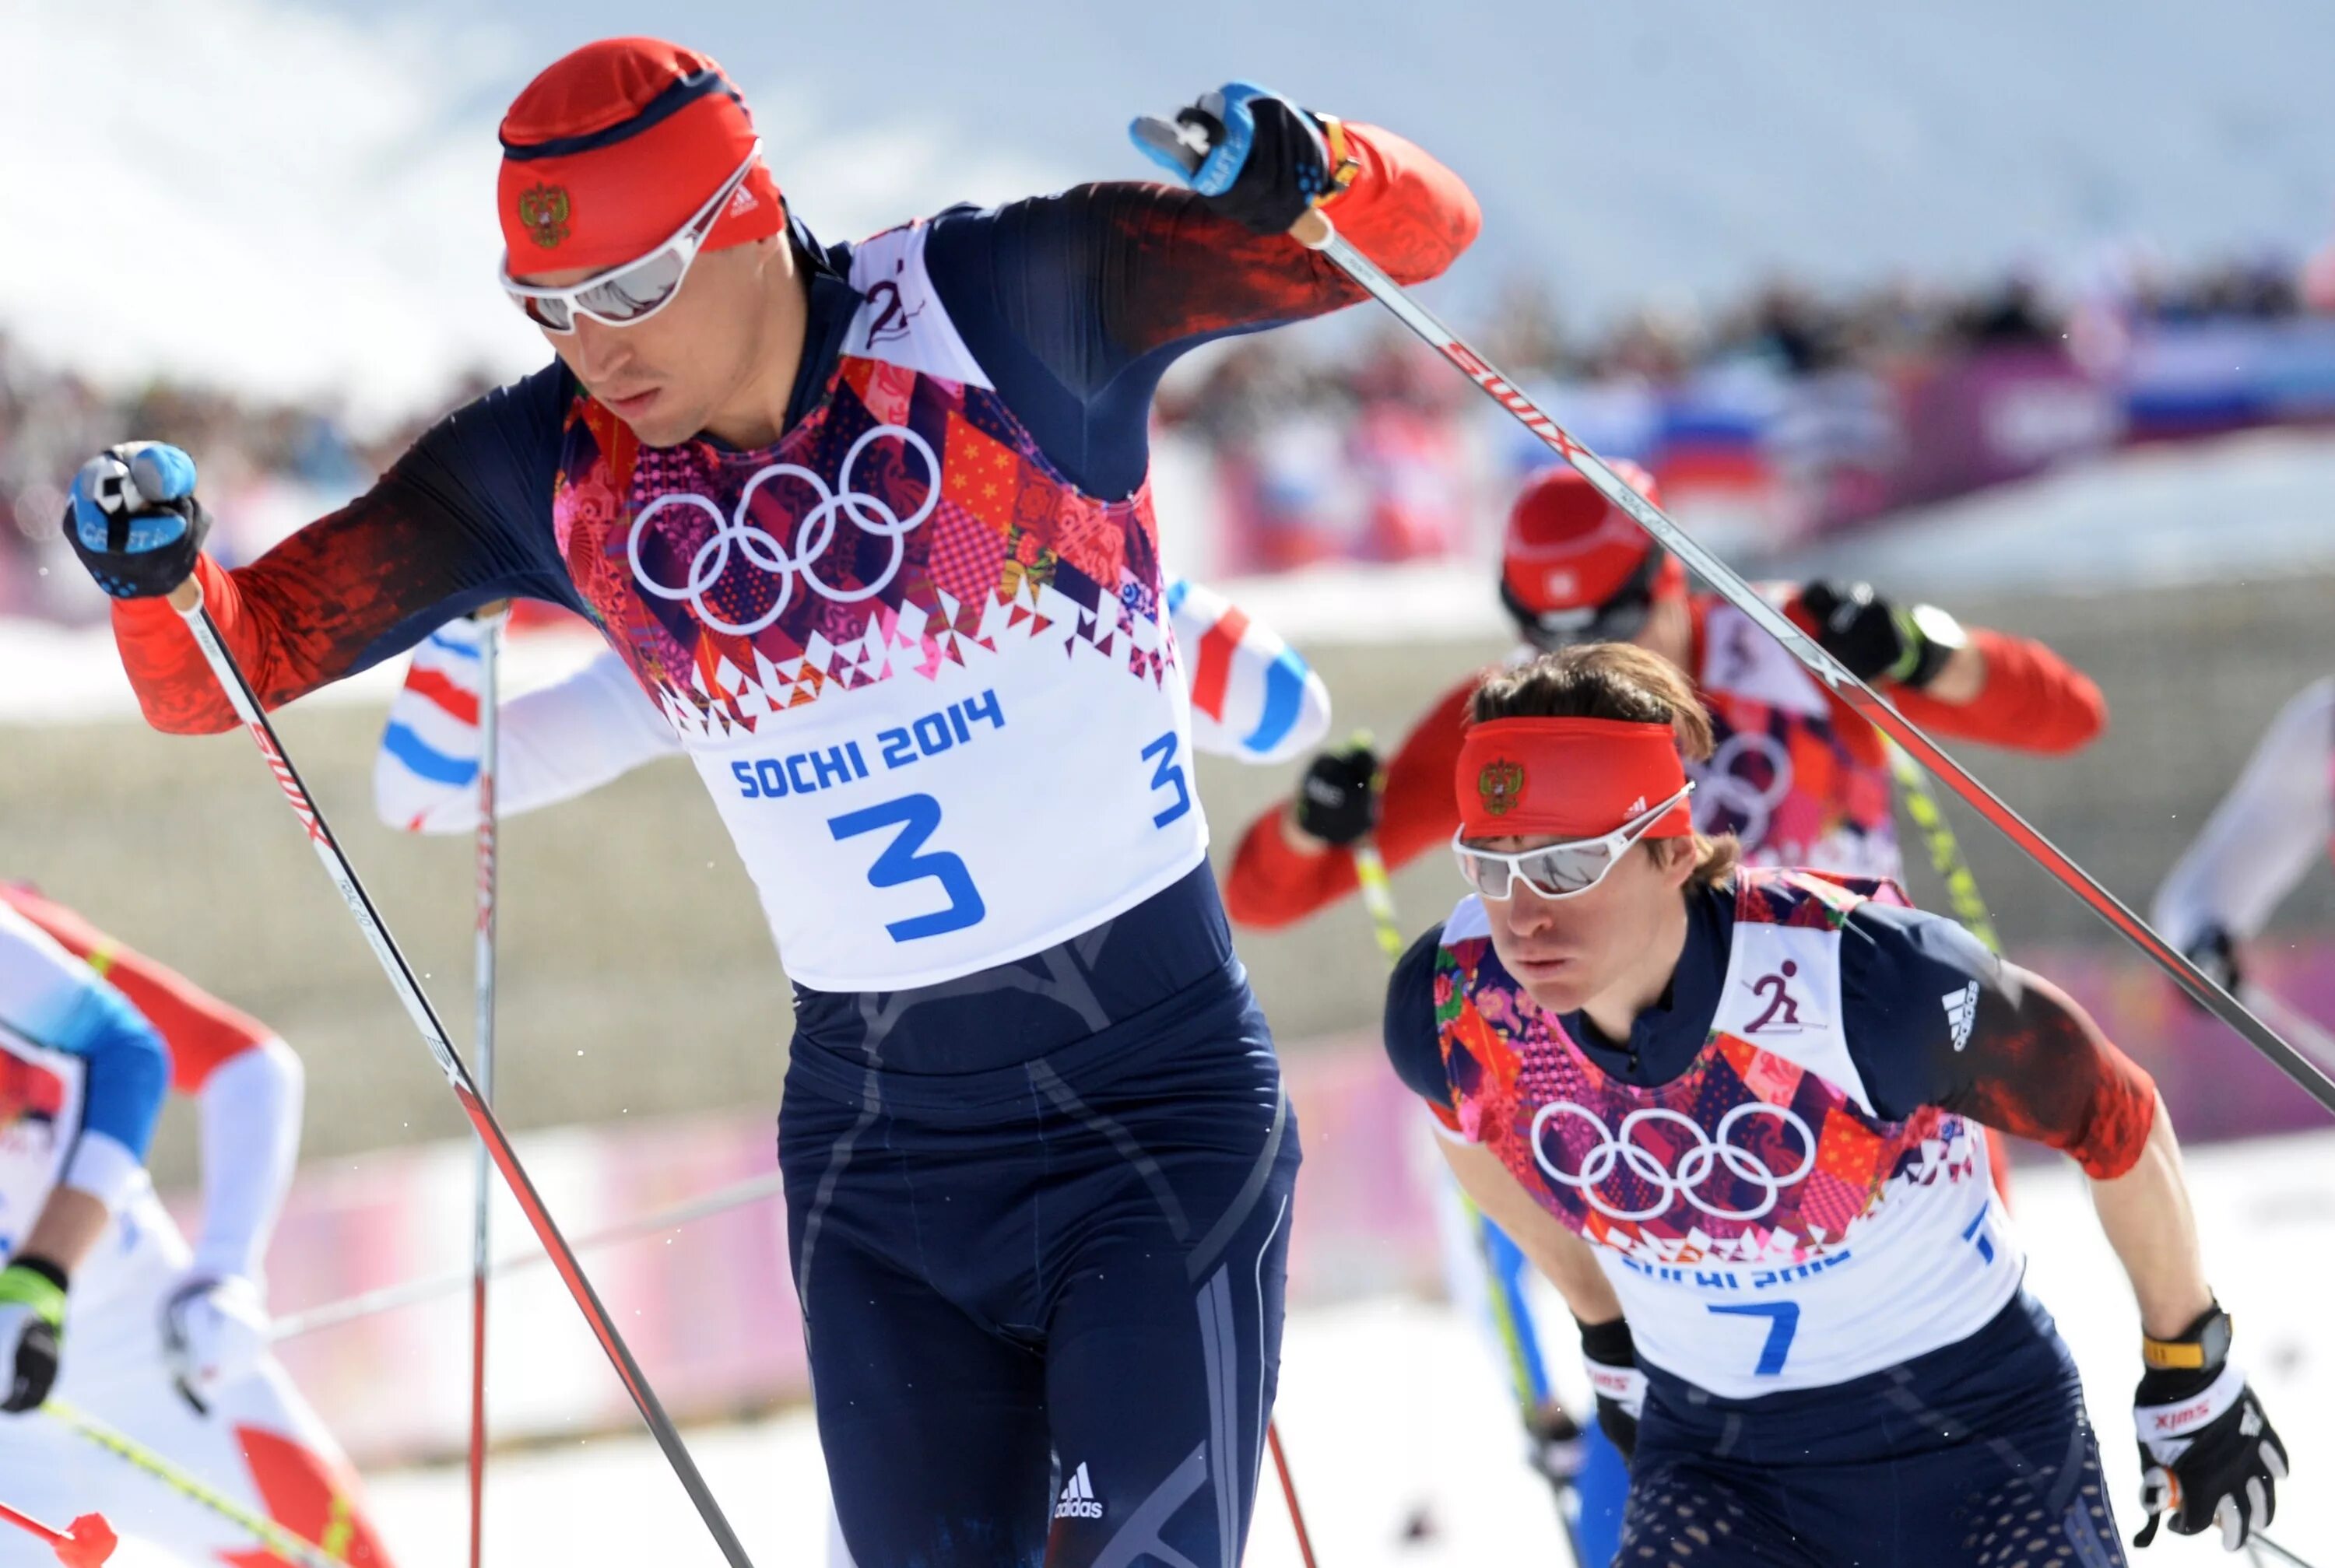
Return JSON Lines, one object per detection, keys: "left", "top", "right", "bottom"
{"left": 0, "top": 335, "right": 493, "bottom": 623}
{"left": 1158, "top": 242, "right": 2335, "bottom": 574}
{"left": 6, "top": 240, "right": 2335, "bottom": 620}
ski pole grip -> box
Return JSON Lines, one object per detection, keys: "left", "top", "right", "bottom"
{"left": 167, "top": 575, "right": 203, "bottom": 616}
{"left": 1290, "top": 207, "right": 1335, "bottom": 250}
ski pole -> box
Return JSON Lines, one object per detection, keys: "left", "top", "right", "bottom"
{"left": 44, "top": 1399, "right": 342, "bottom": 1568}
{"left": 272, "top": 1168, "right": 788, "bottom": 1342}
{"left": 1290, "top": 210, "right": 2335, "bottom": 1121}
{"left": 1265, "top": 1422, "right": 1320, "bottom": 1568}
{"left": 0, "top": 1498, "right": 114, "bottom": 1568}
{"left": 2252, "top": 1533, "right": 2319, "bottom": 1568}
{"left": 468, "top": 609, "right": 503, "bottom": 1568}
{"left": 163, "top": 579, "right": 756, "bottom": 1567}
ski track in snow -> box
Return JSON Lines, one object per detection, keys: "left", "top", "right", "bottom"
{"left": 359, "top": 1128, "right": 2333, "bottom": 1566}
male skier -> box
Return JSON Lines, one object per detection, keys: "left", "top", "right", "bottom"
{"left": 0, "top": 886, "right": 392, "bottom": 1566}
{"left": 1383, "top": 640, "right": 2286, "bottom": 1562}
{"left": 60, "top": 37, "right": 1477, "bottom": 1566}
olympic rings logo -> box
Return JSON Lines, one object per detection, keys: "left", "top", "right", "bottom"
{"left": 1529, "top": 1100, "right": 1817, "bottom": 1222}
{"left": 627, "top": 423, "right": 940, "bottom": 637}
{"left": 1689, "top": 729, "right": 1795, "bottom": 851}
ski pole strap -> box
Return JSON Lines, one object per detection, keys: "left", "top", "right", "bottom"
{"left": 44, "top": 1400, "right": 348, "bottom": 1568}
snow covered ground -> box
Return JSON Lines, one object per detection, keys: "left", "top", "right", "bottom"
{"left": 358, "top": 1128, "right": 2335, "bottom": 1566}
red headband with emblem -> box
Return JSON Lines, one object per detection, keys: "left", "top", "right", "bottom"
{"left": 1455, "top": 717, "right": 1694, "bottom": 842}
{"left": 497, "top": 37, "right": 785, "bottom": 276}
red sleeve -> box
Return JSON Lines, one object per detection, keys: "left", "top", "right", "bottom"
{"left": 1889, "top": 626, "right": 2108, "bottom": 755}
{"left": 107, "top": 370, "right": 575, "bottom": 735}
{"left": 1103, "top": 121, "right": 1481, "bottom": 360}
{"left": 1223, "top": 675, "right": 1476, "bottom": 929}
{"left": 0, "top": 886, "right": 269, "bottom": 1094}
{"left": 1778, "top": 592, "right": 2107, "bottom": 761}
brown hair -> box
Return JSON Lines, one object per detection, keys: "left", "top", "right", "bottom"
{"left": 1467, "top": 643, "right": 1740, "bottom": 888}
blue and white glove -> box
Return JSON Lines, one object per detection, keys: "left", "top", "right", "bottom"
{"left": 65, "top": 441, "right": 210, "bottom": 600}
{"left": 0, "top": 1258, "right": 67, "bottom": 1414}
{"left": 1130, "top": 82, "right": 1343, "bottom": 233}
{"left": 161, "top": 1272, "right": 271, "bottom": 1415}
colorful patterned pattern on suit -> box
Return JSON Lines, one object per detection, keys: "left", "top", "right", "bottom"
{"left": 550, "top": 354, "right": 1172, "bottom": 738}
{"left": 1434, "top": 869, "right": 1979, "bottom": 1268}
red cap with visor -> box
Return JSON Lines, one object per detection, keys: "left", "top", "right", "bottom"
{"left": 497, "top": 37, "right": 785, "bottom": 277}
{"left": 1501, "top": 461, "right": 1686, "bottom": 643}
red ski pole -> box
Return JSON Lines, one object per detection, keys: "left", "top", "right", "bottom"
{"left": 0, "top": 1500, "right": 115, "bottom": 1568}
{"left": 163, "top": 579, "right": 755, "bottom": 1568}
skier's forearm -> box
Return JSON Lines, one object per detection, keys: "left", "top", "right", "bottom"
{"left": 2087, "top": 1096, "right": 2214, "bottom": 1340}
{"left": 2150, "top": 676, "right": 2335, "bottom": 949}
{"left": 192, "top": 1040, "right": 303, "bottom": 1283}
{"left": 1889, "top": 628, "right": 2106, "bottom": 754}
{"left": 18, "top": 1187, "right": 109, "bottom": 1278}
{"left": 1101, "top": 122, "right": 1479, "bottom": 361}
{"left": 1438, "top": 1136, "right": 1622, "bottom": 1325}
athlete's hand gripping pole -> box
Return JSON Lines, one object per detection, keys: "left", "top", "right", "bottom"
{"left": 159, "top": 578, "right": 757, "bottom": 1568}
{"left": 0, "top": 1497, "right": 114, "bottom": 1568}
{"left": 468, "top": 606, "right": 504, "bottom": 1568}
{"left": 1292, "top": 217, "right": 2335, "bottom": 1121}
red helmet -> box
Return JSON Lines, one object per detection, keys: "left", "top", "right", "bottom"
{"left": 1499, "top": 461, "right": 1683, "bottom": 648}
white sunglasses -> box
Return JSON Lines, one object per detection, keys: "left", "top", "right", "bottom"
{"left": 500, "top": 145, "right": 760, "bottom": 334}
{"left": 1452, "top": 783, "right": 1696, "bottom": 902}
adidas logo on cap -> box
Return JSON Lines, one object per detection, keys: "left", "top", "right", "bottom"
{"left": 1055, "top": 1461, "right": 1103, "bottom": 1521}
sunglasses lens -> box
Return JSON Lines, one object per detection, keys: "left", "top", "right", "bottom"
{"left": 577, "top": 246, "right": 688, "bottom": 324}
{"left": 507, "top": 289, "right": 574, "bottom": 333}
{"left": 1519, "top": 844, "right": 1614, "bottom": 898}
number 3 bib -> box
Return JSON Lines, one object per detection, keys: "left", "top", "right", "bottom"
{"left": 550, "top": 221, "right": 1204, "bottom": 991}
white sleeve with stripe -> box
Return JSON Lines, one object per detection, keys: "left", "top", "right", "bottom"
{"left": 2151, "top": 675, "right": 2335, "bottom": 949}
{"left": 1168, "top": 577, "right": 1332, "bottom": 765}
{"left": 373, "top": 621, "right": 684, "bottom": 834}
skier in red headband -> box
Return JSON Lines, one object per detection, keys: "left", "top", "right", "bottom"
{"left": 1383, "top": 641, "right": 2285, "bottom": 1563}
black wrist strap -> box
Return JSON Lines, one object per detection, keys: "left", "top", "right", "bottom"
{"left": 8, "top": 1255, "right": 68, "bottom": 1293}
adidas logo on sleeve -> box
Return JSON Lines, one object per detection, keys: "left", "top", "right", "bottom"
{"left": 1943, "top": 981, "right": 1979, "bottom": 1052}
{"left": 1054, "top": 1461, "right": 1104, "bottom": 1521}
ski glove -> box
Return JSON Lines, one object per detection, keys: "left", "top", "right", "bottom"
{"left": 2179, "top": 927, "right": 2242, "bottom": 1007}
{"left": 1130, "top": 82, "right": 1353, "bottom": 234}
{"left": 1293, "top": 743, "right": 1380, "bottom": 847}
{"left": 1799, "top": 580, "right": 1960, "bottom": 690}
{"left": 0, "top": 1258, "right": 67, "bottom": 1414}
{"left": 1579, "top": 1315, "right": 1644, "bottom": 1465}
{"left": 1523, "top": 1398, "right": 1588, "bottom": 1488}
{"left": 2132, "top": 1304, "right": 2286, "bottom": 1550}
{"left": 161, "top": 1272, "right": 272, "bottom": 1415}
{"left": 65, "top": 441, "right": 211, "bottom": 600}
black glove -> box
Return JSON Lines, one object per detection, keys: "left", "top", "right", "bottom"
{"left": 0, "top": 1257, "right": 67, "bottom": 1415}
{"left": 1523, "top": 1398, "right": 1587, "bottom": 1488}
{"left": 65, "top": 442, "right": 212, "bottom": 600}
{"left": 1799, "top": 580, "right": 1958, "bottom": 690}
{"left": 2133, "top": 1304, "right": 2287, "bottom": 1549}
{"left": 1293, "top": 744, "right": 1379, "bottom": 846}
{"left": 1130, "top": 82, "right": 1343, "bottom": 234}
{"left": 2181, "top": 927, "right": 2242, "bottom": 1005}
{"left": 1579, "top": 1316, "right": 1642, "bottom": 1465}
